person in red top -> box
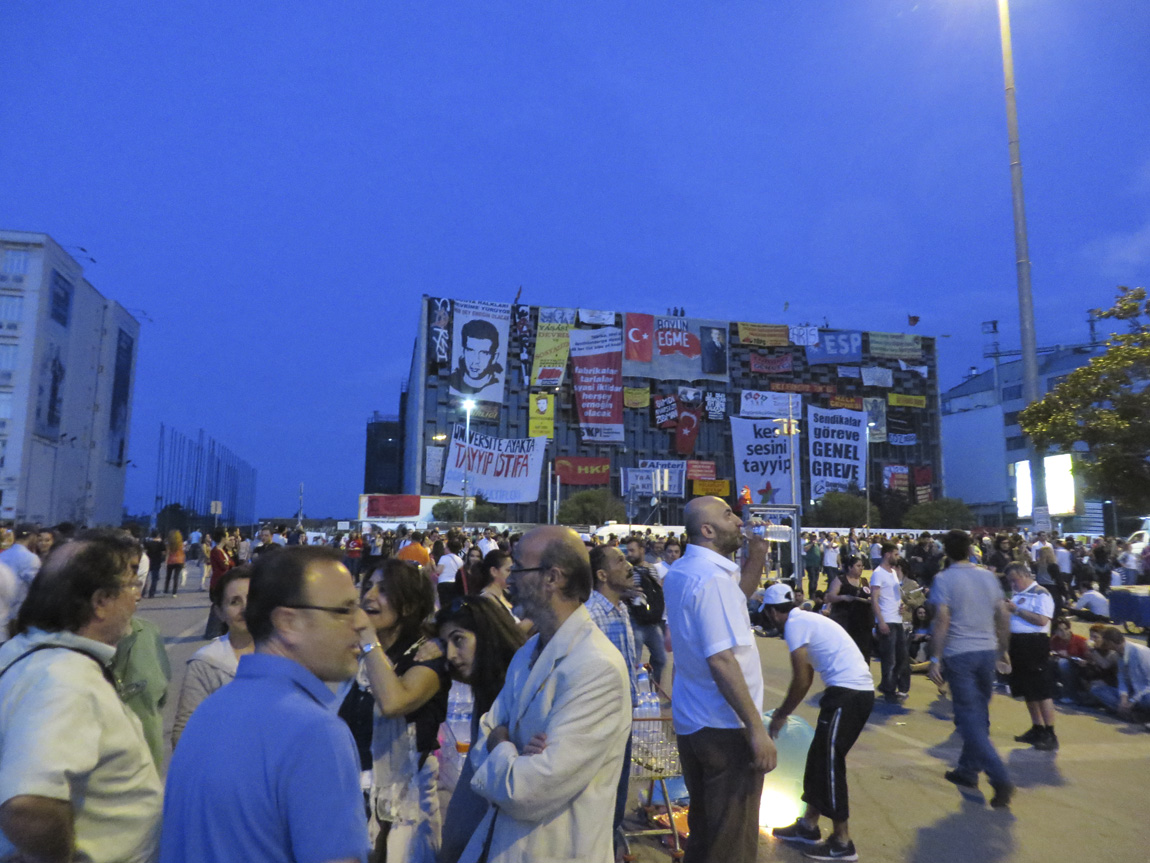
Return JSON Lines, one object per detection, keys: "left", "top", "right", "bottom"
{"left": 343, "top": 532, "right": 364, "bottom": 584}
{"left": 1051, "top": 615, "right": 1091, "bottom": 705}
{"left": 204, "top": 528, "right": 234, "bottom": 638}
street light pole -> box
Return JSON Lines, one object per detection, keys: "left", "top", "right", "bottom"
{"left": 996, "top": 0, "right": 1046, "bottom": 514}
{"left": 462, "top": 399, "right": 475, "bottom": 526}
{"left": 865, "top": 422, "right": 875, "bottom": 529}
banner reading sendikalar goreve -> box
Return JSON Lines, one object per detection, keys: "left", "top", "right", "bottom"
{"left": 806, "top": 404, "right": 867, "bottom": 501}
{"left": 441, "top": 424, "right": 546, "bottom": 503}
{"left": 729, "top": 415, "right": 797, "bottom": 506}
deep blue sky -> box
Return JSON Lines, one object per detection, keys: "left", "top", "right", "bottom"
{"left": 3, "top": 1, "right": 1148, "bottom": 518}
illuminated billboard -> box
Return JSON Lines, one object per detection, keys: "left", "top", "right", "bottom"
{"left": 1014, "top": 453, "right": 1075, "bottom": 518}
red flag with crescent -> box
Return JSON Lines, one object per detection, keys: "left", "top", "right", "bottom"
{"left": 625, "top": 313, "right": 654, "bottom": 362}
{"left": 675, "top": 405, "right": 701, "bottom": 455}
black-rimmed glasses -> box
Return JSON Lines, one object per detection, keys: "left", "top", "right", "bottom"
{"left": 509, "top": 565, "right": 546, "bottom": 576}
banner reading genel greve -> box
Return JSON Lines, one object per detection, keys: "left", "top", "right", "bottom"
{"left": 806, "top": 404, "right": 866, "bottom": 501}
{"left": 570, "top": 327, "right": 624, "bottom": 443}
{"left": 441, "top": 424, "right": 546, "bottom": 503}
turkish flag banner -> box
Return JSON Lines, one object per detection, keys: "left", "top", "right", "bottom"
{"left": 625, "top": 313, "right": 654, "bottom": 362}
{"left": 676, "top": 406, "right": 701, "bottom": 455}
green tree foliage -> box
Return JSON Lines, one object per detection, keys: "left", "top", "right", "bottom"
{"left": 431, "top": 495, "right": 503, "bottom": 523}
{"left": 557, "top": 489, "right": 626, "bottom": 526}
{"left": 903, "top": 498, "right": 975, "bottom": 530}
{"left": 805, "top": 492, "right": 868, "bottom": 528}
{"left": 1019, "top": 286, "right": 1150, "bottom": 512}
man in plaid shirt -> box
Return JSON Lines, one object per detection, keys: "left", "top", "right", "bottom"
{"left": 586, "top": 544, "right": 640, "bottom": 848}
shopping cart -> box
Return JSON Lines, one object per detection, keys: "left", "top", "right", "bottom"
{"left": 620, "top": 688, "right": 686, "bottom": 861}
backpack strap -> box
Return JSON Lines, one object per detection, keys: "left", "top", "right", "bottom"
{"left": 0, "top": 643, "right": 118, "bottom": 690}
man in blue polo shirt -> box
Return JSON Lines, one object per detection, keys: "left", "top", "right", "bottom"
{"left": 161, "top": 547, "right": 373, "bottom": 863}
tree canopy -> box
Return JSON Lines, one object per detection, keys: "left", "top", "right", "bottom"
{"left": 1019, "top": 286, "right": 1150, "bottom": 512}
{"left": 805, "top": 491, "right": 868, "bottom": 528}
{"left": 557, "top": 489, "right": 626, "bottom": 526}
{"left": 902, "top": 497, "right": 975, "bottom": 530}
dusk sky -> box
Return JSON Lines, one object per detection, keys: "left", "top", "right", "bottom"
{"left": 3, "top": 1, "right": 1148, "bottom": 518}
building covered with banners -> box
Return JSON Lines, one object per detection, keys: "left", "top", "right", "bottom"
{"left": 399, "top": 296, "right": 943, "bottom": 525}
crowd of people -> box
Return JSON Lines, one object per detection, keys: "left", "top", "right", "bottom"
{"left": 0, "top": 513, "right": 1147, "bottom": 863}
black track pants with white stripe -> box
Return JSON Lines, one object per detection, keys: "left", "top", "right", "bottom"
{"left": 801, "top": 686, "right": 874, "bottom": 823}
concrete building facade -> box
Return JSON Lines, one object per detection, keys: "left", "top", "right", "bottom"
{"left": 401, "top": 296, "right": 942, "bottom": 525}
{"left": 0, "top": 231, "right": 140, "bottom": 526}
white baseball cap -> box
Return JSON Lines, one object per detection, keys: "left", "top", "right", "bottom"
{"left": 761, "top": 583, "right": 795, "bottom": 605}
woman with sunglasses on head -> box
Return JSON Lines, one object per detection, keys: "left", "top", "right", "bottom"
{"left": 340, "top": 559, "right": 449, "bottom": 863}
{"left": 432, "top": 595, "right": 527, "bottom": 863}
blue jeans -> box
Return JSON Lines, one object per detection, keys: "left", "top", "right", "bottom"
{"left": 1090, "top": 683, "right": 1150, "bottom": 716}
{"left": 633, "top": 622, "right": 667, "bottom": 689}
{"left": 876, "top": 625, "right": 910, "bottom": 696}
{"left": 945, "top": 650, "right": 1010, "bottom": 787}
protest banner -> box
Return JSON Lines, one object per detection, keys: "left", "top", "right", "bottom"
{"left": 737, "top": 322, "right": 790, "bottom": 347}
{"left": 686, "top": 460, "right": 717, "bottom": 480}
{"left": 621, "top": 315, "right": 730, "bottom": 383}
{"left": 448, "top": 300, "right": 511, "bottom": 403}
{"left": 704, "top": 391, "right": 726, "bottom": 420}
{"left": 693, "top": 479, "right": 731, "bottom": 497}
{"left": 883, "top": 465, "right": 909, "bottom": 492}
{"left": 829, "top": 395, "right": 864, "bottom": 411}
{"left": 730, "top": 415, "right": 797, "bottom": 505}
{"left": 527, "top": 393, "right": 554, "bottom": 439}
{"left": 427, "top": 297, "right": 452, "bottom": 367}
{"left": 739, "top": 390, "right": 802, "bottom": 418}
{"left": 749, "top": 352, "right": 794, "bottom": 375}
{"left": 654, "top": 394, "right": 679, "bottom": 428}
{"left": 805, "top": 330, "right": 863, "bottom": 364}
{"left": 424, "top": 446, "right": 445, "bottom": 486}
{"left": 554, "top": 456, "right": 612, "bottom": 486}
{"left": 863, "top": 397, "right": 887, "bottom": 443}
{"left": 570, "top": 327, "right": 624, "bottom": 443}
{"left": 442, "top": 424, "right": 546, "bottom": 503}
{"left": 620, "top": 459, "right": 687, "bottom": 498}
{"left": 771, "top": 381, "right": 835, "bottom": 395}
{"left": 868, "top": 332, "right": 922, "bottom": 359}
{"left": 578, "top": 309, "right": 616, "bottom": 325}
{"left": 861, "top": 366, "right": 893, "bottom": 387}
{"left": 888, "top": 393, "right": 927, "bottom": 408}
{"left": 624, "top": 387, "right": 651, "bottom": 408}
{"left": 530, "top": 321, "right": 571, "bottom": 387}
{"left": 806, "top": 404, "right": 866, "bottom": 500}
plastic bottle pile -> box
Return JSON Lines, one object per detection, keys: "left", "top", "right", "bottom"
{"left": 631, "top": 669, "right": 679, "bottom": 776}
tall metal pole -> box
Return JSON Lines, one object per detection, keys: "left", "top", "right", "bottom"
{"left": 997, "top": 0, "right": 1046, "bottom": 513}
{"left": 463, "top": 400, "right": 474, "bottom": 526}
{"left": 864, "top": 423, "right": 872, "bottom": 529}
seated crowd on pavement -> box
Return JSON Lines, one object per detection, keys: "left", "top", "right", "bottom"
{"left": 0, "top": 514, "right": 1147, "bottom": 863}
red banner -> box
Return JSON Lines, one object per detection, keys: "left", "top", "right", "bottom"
{"left": 749, "top": 352, "right": 794, "bottom": 375}
{"left": 364, "top": 495, "right": 421, "bottom": 518}
{"left": 676, "top": 406, "right": 702, "bottom": 455}
{"left": 687, "top": 460, "right": 716, "bottom": 480}
{"left": 625, "top": 313, "right": 654, "bottom": 362}
{"left": 554, "top": 456, "right": 612, "bottom": 486}
{"left": 654, "top": 394, "right": 679, "bottom": 428}
{"left": 569, "top": 327, "right": 625, "bottom": 443}
{"left": 771, "top": 381, "right": 836, "bottom": 395}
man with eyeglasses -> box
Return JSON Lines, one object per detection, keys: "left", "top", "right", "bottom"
{"left": 0, "top": 531, "right": 163, "bottom": 863}
{"left": 459, "top": 526, "right": 630, "bottom": 863}
{"left": 161, "top": 547, "right": 373, "bottom": 863}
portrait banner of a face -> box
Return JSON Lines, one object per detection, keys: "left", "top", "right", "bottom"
{"left": 448, "top": 299, "right": 511, "bottom": 403}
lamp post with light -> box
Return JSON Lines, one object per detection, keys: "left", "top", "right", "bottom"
{"left": 462, "top": 399, "right": 475, "bottom": 526}
{"left": 865, "top": 421, "right": 876, "bottom": 529}
{"left": 994, "top": 0, "right": 1045, "bottom": 516}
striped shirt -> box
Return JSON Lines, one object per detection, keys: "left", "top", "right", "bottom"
{"left": 585, "top": 590, "right": 639, "bottom": 706}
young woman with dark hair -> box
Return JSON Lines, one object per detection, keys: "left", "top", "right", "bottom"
{"left": 432, "top": 595, "right": 527, "bottom": 863}
{"left": 340, "top": 558, "right": 449, "bottom": 863}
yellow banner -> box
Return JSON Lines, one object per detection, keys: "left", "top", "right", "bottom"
{"left": 624, "top": 387, "right": 651, "bottom": 408}
{"left": 887, "top": 393, "right": 927, "bottom": 408}
{"left": 693, "top": 479, "right": 731, "bottom": 497}
{"left": 530, "top": 323, "right": 571, "bottom": 387}
{"left": 527, "top": 393, "right": 555, "bottom": 439}
{"left": 868, "top": 332, "right": 922, "bottom": 359}
{"left": 737, "top": 322, "right": 790, "bottom": 347}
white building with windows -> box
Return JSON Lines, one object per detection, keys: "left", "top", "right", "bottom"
{"left": 940, "top": 344, "right": 1104, "bottom": 528}
{"left": 0, "top": 230, "right": 140, "bottom": 526}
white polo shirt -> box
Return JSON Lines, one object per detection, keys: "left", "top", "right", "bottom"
{"left": 783, "top": 609, "right": 874, "bottom": 691}
{"left": 664, "top": 544, "right": 763, "bottom": 735}
{"left": 1010, "top": 582, "right": 1055, "bottom": 634}
{"left": 0, "top": 628, "right": 163, "bottom": 863}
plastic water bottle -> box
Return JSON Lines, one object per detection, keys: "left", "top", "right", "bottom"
{"left": 446, "top": 682, "right": 473, "bottom": 755}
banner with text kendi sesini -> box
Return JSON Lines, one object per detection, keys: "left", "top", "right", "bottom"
{"left": 729, "top": 416, "right": 798, "bottom": 506}
{"left": 570, "top": 327, "right": 625, "bottom": 443}
{"left": 441, "top": 424, "right": 546, "bottom": 503}
{"left": 806, "top": 405, "right": 867, "bottom": 501}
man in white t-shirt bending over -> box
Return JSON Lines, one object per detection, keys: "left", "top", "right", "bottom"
{"left": 764, "top": 584, "right": 874, "bottom": 863}
{"left": 870, "top": 542, "right": 909, "bottom": 704}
